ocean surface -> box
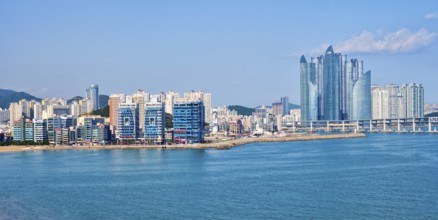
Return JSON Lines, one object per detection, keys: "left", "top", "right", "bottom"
{"left": 1, "top": 133, "right": 437, "bottom": 219}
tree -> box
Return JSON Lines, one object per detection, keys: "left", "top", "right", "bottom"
{"left": 165, "top": 113, "right": 173, "bottom": 128}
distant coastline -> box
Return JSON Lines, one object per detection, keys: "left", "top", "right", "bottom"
{"left": 0, "top": 133, "right": 365, "bottom": 153}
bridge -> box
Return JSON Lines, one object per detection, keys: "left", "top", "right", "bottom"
{"left": 287, "top": 117, "right": 438, "bottom": 133}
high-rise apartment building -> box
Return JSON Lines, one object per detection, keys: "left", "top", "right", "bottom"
{"left": 173, "top": 101, "right": 205, "bottom": 143}
{"left": 300, "top": 46, "right": 371, "bottom": 121}
{"left": 70, "top": 101, "right": 81, "bottom": 117}
{"left": 271, "top": 102, "right": 283, "bottom": 116}
{"left": 79, "top": 98, "right": 94, "bottom": 115}
{"left": 404, "top": 83, "right": 424, "bottom": 118}
{"left": 33, "top": 103, "right": 43, "bottom": 120}
{"left": 132, "top": 90, "right": 147, "bottom": 131}
{"left": 33, "top": 119, "right": 47, "bottom": 142}
{"left": 202, "top": 93, "right": 212, "bottom": 123}
{"left": 165, "top": 91, "right": 179, "bottom": 115}
{"left": 109, "top": 94, "right": 125, "bottom": 127}
{"left": 372, "top": 83, "right": 424, "bottom": 119}
{"left": 386, "top": 84, "right": 399, "bottom": 119}
{"left": 117, "top": 103, "right": 139, "bottom": 140}
{"left": 9, "top": 103, "right": 22, "bottom": 126}
{"left": 12, "top": 117, "right": 33, "bottom": 142}
{"left": 82, "top": 117, "right": 105, "bottom": 143}
{"left": 372, "top": 85, "right": 388, "bottom": 119}
{"left": 183, "top": 91, "right": 212, "bottom": 123}
{"left": 144, "top": 102, "right": 165, "bottom": 143}
{"left": 86, "top": 84, "right": 99, "bottom": 111}
{"left": 0, "top": 108, "right": 10, "bottom": 124}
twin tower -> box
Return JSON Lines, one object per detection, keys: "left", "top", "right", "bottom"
{"left": 300, "top": 46, "right": 371, "bottom": 121}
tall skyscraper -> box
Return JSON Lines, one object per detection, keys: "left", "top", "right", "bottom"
{"left": 281, "top": 96, "right": 289, "bottom": 116}
{"left": 351, "top": 71, "right": 371, "bottom": 120}
{"left": 300, "top": 56, "right": 318, "bottom": 121}
{"left": 322, "top": 46, "right": 341, "bottom": 120}
{"left": 86, "top": 84, "right": 99, "bottom": 111}
{"left": 300, "top": 46, "right": 371, "bottom": 121}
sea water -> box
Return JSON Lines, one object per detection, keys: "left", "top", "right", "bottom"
{"left": 0, "top": 133, "right": 437, "bottom": 219}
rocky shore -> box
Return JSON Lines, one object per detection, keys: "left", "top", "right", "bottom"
{"left": 0, "top": 133, "right": 366, "bottom": 153}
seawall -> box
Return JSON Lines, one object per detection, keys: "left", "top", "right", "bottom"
{"left": 0, "top": 133, "right": 366, "bottom": 153}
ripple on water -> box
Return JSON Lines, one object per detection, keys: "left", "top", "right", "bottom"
{"left": 0, "top": 133, "right": 437, "bottom": 219}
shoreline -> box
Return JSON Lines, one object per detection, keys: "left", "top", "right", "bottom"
{"left": 0, "top": 133, "right": 366, "bottom": 153}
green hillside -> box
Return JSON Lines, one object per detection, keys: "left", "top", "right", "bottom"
{"left": 0, "top": 89, "right": 42, "bottom": 109}
{"left": 67, "top": 96, "right": 83, "bottom": 104}
{"left": 88, "top": 105, "right": 110, "bottom": 117}
{"left": 228, "top": 105, "right": 255, "bottom": 116}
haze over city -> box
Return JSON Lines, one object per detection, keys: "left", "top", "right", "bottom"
{"left": 2, "top": 1, "right": 438, "bottom": 219}
{"left": 1, "top": 0, "right": 438, "bottom": 106}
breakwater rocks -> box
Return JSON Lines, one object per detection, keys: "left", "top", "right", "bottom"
{"left": 0, "top": 133, "right": 366, "bottom": 153}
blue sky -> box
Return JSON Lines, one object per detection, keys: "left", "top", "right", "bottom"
{"left": 1, "top": 0, "right": 438, "bottom": 106}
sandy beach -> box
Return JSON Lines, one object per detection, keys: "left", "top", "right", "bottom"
{"left": 0, "top": 133, "right": 365, "bottom": 153}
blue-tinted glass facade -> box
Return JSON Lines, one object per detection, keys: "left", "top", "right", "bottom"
{"left": 86, "top": 84, "right": 99, "bottom": 111}
{"left": 83, "top": 117, "right": 105, "bottom": 142}
{"left": 281, "top": 96, "right": 289, "bottom": 116}
{"left": 322, "top": 46, "right": 341, "bottom": 120}
{"left": 173, "top": 101, "right": 205, "bottom": 143}
{"left": 300, "top": 56, "right": 318, "bottom": 121}
{"left": 300, "top": 46, "right": 372, "bottom": 121}
{"left": 144, "top": 103, "right": 165, "bottom": 143}
{"left": 118, "top": 103, "right": 139, "bottom": 140}
{"left": 352, "top": 71, "right": 371, "bottom": 120}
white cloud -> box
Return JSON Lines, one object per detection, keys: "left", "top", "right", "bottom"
{"left": 313, "top": 29, "right": 436, "bottom": 54}
{"left": 425, "top": 13, "right": 438, "bottom": 19}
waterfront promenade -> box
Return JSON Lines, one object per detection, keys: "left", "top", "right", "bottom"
{"left": 0, "top": 133, "right": 365, "bottom": 153}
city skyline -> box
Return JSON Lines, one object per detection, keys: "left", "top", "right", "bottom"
{"left": 1, "top": 1, "right": 438, "bottom": 106}
{"left": 300, "top": 46, "right": 372, "bottom": 121}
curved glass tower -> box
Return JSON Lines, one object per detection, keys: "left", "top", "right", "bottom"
{"left": 299, "top": 46, "right": 371, "bottom": 121}
{"left": 322, "top": 46, "right": 341, "bottom": 120}
{"left": 300, "top": 56, "right": 318, "bottom": 121}
{"left": 352, "top": 71, "right": 371, "bottom": 120}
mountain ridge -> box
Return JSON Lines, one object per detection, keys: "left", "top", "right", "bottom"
{"left": 0, "top": 89, "right": 42, "bottom": 109}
